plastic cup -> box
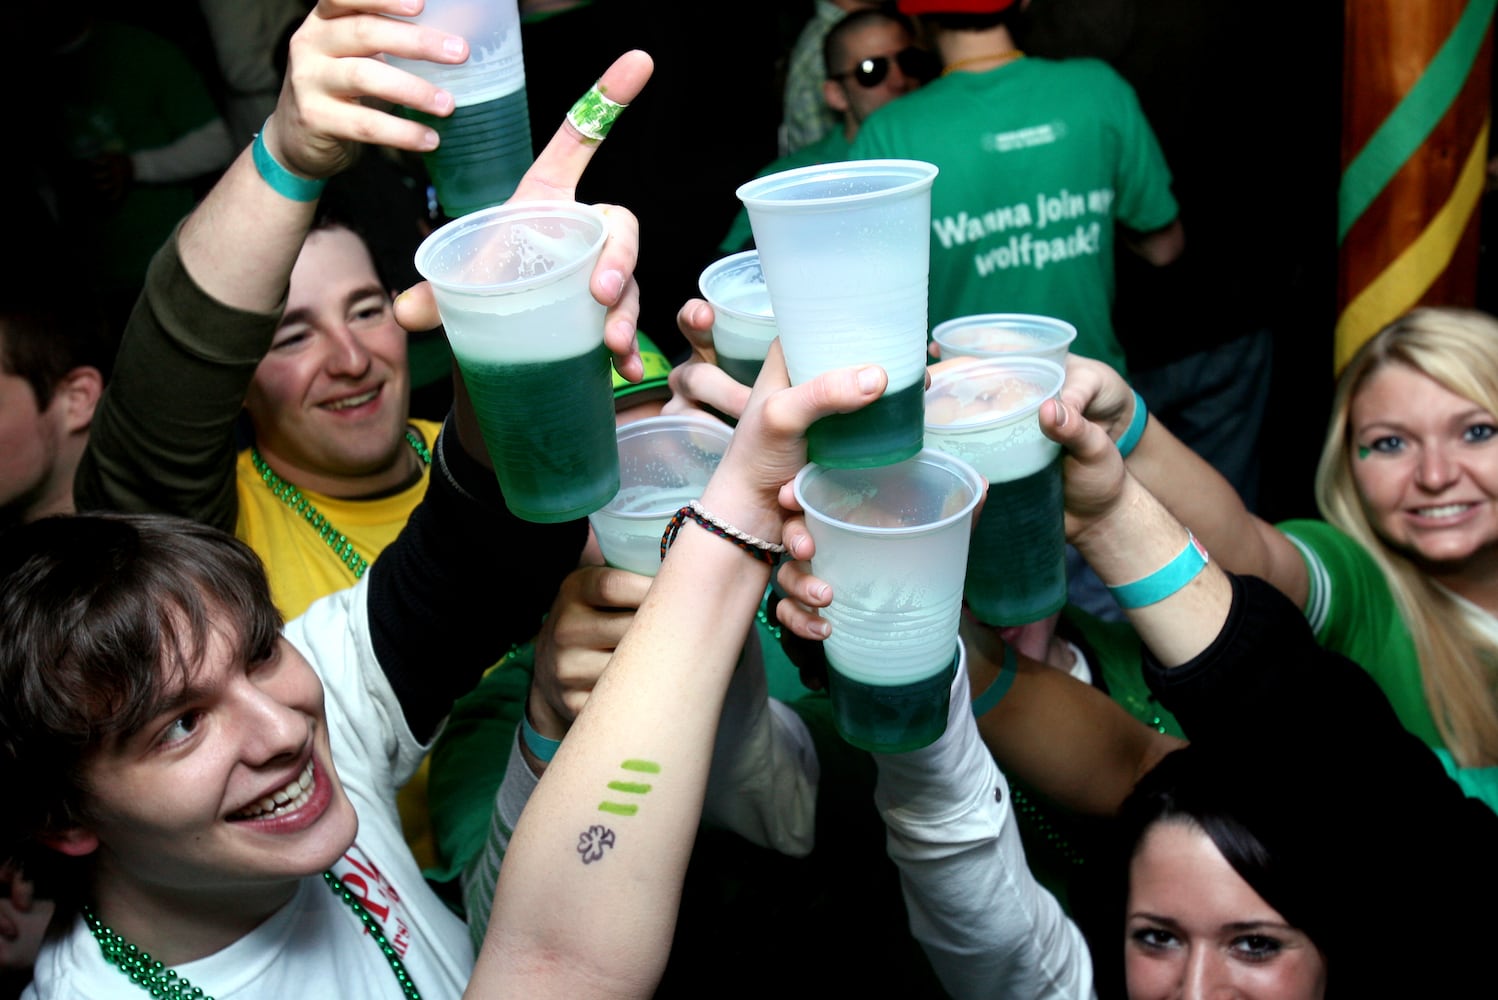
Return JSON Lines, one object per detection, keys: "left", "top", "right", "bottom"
{"left": 697, "top": 250, "right": 779, "bottom": 387}
{"left": 738, "top": 160, "right": 938, "bottom": 469}
{"left": 415, "top": 201, "right": 616, "bottom": 523}
{"left": 793, "top": 449, "right": 984, "bottom": 752}
{"left": 588, "top": 415, "right": 734, "bottom": 576}
{"left": 931, "top": 314, "right": 1078, "bottom": 368}
{"left": 924, "top": 357, "right": 1067, "bottom": 625}
{"left": 386, "top": 0, "right": 532, "bottom": 216}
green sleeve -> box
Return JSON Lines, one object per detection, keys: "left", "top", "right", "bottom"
{"left": 1279, "top": 519, "right": 1443, "bottom": 750}
{"left": 1104, "top": 65, "right": 1178, "bottom": 234}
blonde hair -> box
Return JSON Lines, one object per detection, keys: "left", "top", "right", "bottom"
{"left": 1315, "top": 307, "right": 1498, "bottom": 767}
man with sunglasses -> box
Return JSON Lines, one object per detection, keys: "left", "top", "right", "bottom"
{"left": 781, "top": 0, "right": 883, "bottom": 154}
{"left": 721, "top": 8, "right": 933, "bottom": 254}
{"left": 853, "top": 0, "right": 1182, "bottom": 379}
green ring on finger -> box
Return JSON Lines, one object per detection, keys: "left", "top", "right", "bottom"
{"left": 567, "top": 83, "right": 627, "bottom": 142}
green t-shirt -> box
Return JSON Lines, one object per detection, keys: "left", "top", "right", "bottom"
{"left": 54, "top": 20, "right": 225, "bottom": 293}
{"left": 1281, "top": 519, "right": 1498, "bottom": 813}
{"left": 1279, "top": 519, "right": 1441, "bottom": 749}
{"left": 850, "top": 57, "right": 1178, "bottom": 376}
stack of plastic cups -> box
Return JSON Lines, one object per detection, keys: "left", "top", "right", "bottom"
{"left": 925, "top": 357, "right": 1068, "bottom": 627}
{"left": 739, "top": 159, "right": 992, "bottom": 753}
{"left": 387, "top": 0, "right": 532, "bottom": 218}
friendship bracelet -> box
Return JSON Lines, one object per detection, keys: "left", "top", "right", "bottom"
{"left": 1116, "top": 389, "right": 1149, "bottom": 458}
{"left": 520, "top": 710, "right": 561, "bottom": 764}
{"left": 1107, "top": 531, "right": 1210, "bottom": 609}
{"left": 567, "top": 83, "right": 627, "bottom": 142}
{"left": 660, "top": 500, "right": 787, "bottom": 566}
{"left": 251, "top": 120, "right": 327, "bottom": 202}
{"left": 971, "top": 642, "right": 1017, "bottom": 718}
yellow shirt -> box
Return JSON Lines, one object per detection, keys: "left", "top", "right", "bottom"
{"left": 233, "top": 420, "right": 442, "bottom": 621}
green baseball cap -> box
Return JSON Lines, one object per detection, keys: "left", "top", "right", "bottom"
{"left": 612, "top": 330, "right": 673, "bottom": 406}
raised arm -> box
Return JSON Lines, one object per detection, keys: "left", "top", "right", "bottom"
{"left": 373, "top": 48, "right": 653, "bottom": 739}
{"left": 961, "top": 618, "right": 1181, "bottom": 817}
{"left": 74, "top": 0, "right": 470, "bottom": 526}
{"left": 468, "top": 346, "right": 888, "bottom": 998}
{"left": 1040, "top": 391, "right": 1234, "bottom": 665}
{"left": 77, "top": 1, "right": 645, "bottom": 527}
{"left": 1061, "top": 353, "right": 1311, "bottom": 609}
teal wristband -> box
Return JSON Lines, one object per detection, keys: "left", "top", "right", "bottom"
{"left": 1108, "top": 531, "right": 1210, "bottom": 609}
{"left": 1116, "top": 389, "right": 1148, "bottom": 458}
{"left": 521, "top": 711, "right": 561, "bottom": 763}
{"left": 972, "top": 642, "right": 1017, "bottom": 718}
{"left": 252, "top": 123, "right": 327, "bottom": 202}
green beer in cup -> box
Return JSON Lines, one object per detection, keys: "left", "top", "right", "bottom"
{"left": 925, "top": 357, "right": 1067, "bottom": 625}
{"left": 415, "top": 201, "right": 618, "bottom": 523}
{"left": 793, "top": 450, "right": 984, "bottom": 752}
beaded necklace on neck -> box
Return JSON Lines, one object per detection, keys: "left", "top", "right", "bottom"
{"left": 942, "top": 49, "right": 1025, "bottom": 76}
{"left": 250, "top": 428, "right": 431, "bottom": 580}
{"left": 83, "top": 871, "right": 421, "bottom": 999}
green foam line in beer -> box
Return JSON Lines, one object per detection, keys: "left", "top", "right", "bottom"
{"left": 1338, "top": 0, "right": 1496, "bottom": 244}
{"left": 568, "top": 82, "right": 627, "bottom": 143}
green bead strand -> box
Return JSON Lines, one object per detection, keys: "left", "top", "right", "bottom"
{"left": 85, "top": 869, "right": 423, "bottom": 1000}
{"left": 250, "top": 428, "right": 431, "bottom": 581}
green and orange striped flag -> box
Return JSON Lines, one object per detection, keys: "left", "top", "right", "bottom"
{"left": 1337, "top": 0, "right": 1494, "bottom": 371}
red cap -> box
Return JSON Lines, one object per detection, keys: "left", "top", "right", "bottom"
{"left": 897, "top": 0, "right": 1018, "bottom": 13}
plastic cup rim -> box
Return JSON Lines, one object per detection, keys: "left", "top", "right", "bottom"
{"left": 698, "top": 250, "right": 777, "bottom": 327}
{"left": 931, "top": 312, "right": 1079, "bottom": 353}
{"left": 596, "top": 414, "right": 735, "bottom": 521}
{"left": 736, "top": 158, "right": 939, "bottom": 209}
{"left": 792, "top": 448, "right": 985, "bottom": 538}
{"left": 924, "top": 356, "right": 1067, "bottom": 431}
{"left": 413, "top": 200, "right": 607, "bottom": 297}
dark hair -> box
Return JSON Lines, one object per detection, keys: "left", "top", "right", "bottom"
{"left": 1077, "top": 746, "right": 1325, "bottom": 998}
{"left": 823, "top": 8, "right": 919, "bottom": 77}
{"left": 0, "top": 514, "right": 281, "bottom": 905}
{"left": 0, "top": 294, "right": 113, "bottom": 410}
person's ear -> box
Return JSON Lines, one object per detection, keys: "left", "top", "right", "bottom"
{"left": 54, "top": 366, "right": 104, "bottom": 435}
{"left": 823, "top": 78, "right": 850, "bottom": 115}
{"left": 38, "top": 826, "right": 100, "bottom": 858}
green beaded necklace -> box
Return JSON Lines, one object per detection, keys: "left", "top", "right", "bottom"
{"left": 250, "top": 428, "right": 432, "bottom": 580}
{"left": 83, "top": 871, "right": 421, "bottom": 999}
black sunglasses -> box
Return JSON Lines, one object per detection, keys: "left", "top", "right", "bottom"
{"left": 831, "top": 47, "right": 934, "bottom": 89}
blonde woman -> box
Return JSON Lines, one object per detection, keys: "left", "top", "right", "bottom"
{"left": 1066, "top": 306, "right": 1498, "bottom": 806}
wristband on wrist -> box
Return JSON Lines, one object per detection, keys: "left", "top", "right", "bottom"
{"left": 971, "top": 641, "right": 1017, "bottom": 718}
{"left": 661, "top": 499, "right": 787, "bottom": 566}
{"left": 520, "top": 710, "right": 562, "bottom": 764}
{"left": 251, "top": 121, "right": 327, "bottom": 202}
{"left": 1116, "top": 389, "right": 1149, "bottom": 458}
{"left": 1107, "top": 531, "right": 1210, "bottom": 609}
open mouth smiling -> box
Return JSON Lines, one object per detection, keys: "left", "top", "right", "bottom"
{"left": 230, "top": 760, "right": 314, "bottom": 821}
{"left": 322, "top": 388, "right": 379, "bottom": 412}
